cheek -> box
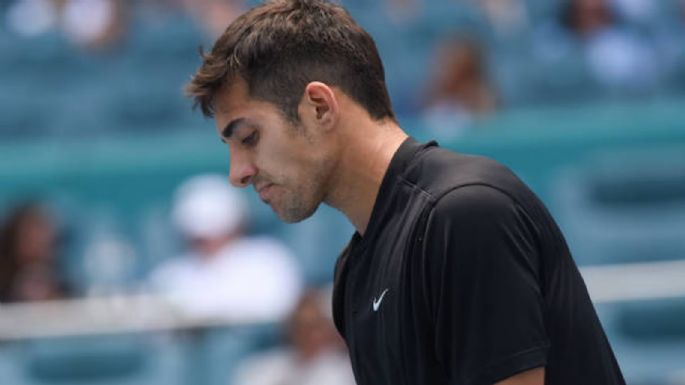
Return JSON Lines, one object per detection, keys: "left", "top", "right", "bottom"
{"left": 256, "top": 128, "right": 323, "bottom": 186}
{"left": 258, "top": 149, "right": 308, "bottom": 182}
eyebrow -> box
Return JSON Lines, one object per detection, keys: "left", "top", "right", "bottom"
{"left": 221, "top": 118, "right": 248, "bottom": 142}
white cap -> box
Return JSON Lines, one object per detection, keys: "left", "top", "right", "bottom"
{"left": 171, "top": 174, "right": 248, "bottom": 239}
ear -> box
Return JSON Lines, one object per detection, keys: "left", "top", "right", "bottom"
{"left": 299, "top": 82, "right": 339, "bottom": 131}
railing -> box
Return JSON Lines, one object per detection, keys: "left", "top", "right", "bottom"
{"left": 0, "top": 294, "right": 275, "bottom": 341}
{"left": 0, "top": 261, "right": 684, "bottom": 340}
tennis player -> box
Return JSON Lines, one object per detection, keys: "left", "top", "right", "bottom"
{"left": 186, "top": 1, "right": 626, "bottom": 384}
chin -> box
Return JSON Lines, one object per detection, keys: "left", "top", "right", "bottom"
{"left": 275, "top": 201, "right": 321, "bottom": 224}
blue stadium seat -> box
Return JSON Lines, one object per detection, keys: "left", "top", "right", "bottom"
{"left": 0, "top": 333, "right": 185, "bottom": 385}
{"left": 552, "top": 150, "right": 685, "bottom": 266}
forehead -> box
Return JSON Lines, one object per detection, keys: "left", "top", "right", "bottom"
{"left": 213, "top": 79, "right": 284, "bottom": 132}
{"left": 214, "top": 78, "right": 253, "bottom": 118}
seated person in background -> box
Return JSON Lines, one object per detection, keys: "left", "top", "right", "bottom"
{"left": 5, "top": 0, "right": 128, "bottom": 50}
{"left": 534, "top": 0, "right": 659, "bottom": 96}
{"left": 384, "top": 0, "right": 420, "bottom": 22}
{"left": 652, "top": 0, "right": 685, "bottom": 91}
{"left": 565, "top": 0, "right": 659, "bottom": 92}
{"left": 0, "top": 202, "right": 70, "bottom": 302}
{"left": 233, "top": 287, "right": 355, "bottom": 385}
{"left": 181, "top": 0, "right": 245, "bottom": 38}
{"left": 477, "top": 0, "right": 529, "bottom": 37}
{"left": 421, "top": 36, "right": 498, "bottom": 140}
{"left": 148, "top": 174, "right": 302, "bottom": 321}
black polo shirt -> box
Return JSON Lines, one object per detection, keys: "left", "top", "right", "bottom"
{"left": 332, "top": 138, "right": 625, "bottom": 385}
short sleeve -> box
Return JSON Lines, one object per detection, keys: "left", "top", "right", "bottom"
{"left": 423, "top": 185, "right": 549, "bottom": 385}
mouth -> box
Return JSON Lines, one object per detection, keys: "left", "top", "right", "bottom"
{"left": 256, "top": 183, "right": 274, "bottom": 202}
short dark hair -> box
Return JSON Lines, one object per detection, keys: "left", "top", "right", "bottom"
{"left": 186, "top": 0, "right": 395, "bottom": 122}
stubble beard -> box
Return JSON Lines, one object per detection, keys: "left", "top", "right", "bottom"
{"left": 277, "top": 189, "right": 322, "bottom": 223}
{"left": 274, "top": 156, "right": 334, "bottom": 224}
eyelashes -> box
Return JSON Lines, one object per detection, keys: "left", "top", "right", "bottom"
{"left": 242, "top": 131, "right": 259, "bottom": 146}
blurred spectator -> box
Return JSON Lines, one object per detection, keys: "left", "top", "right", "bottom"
{"left": 562, "top": 0, "right": 613, "bottom": 38}
{"left": 181, "top": 0, "right": 245, "bottom": 38}
{"left": 148, "top": 174, "right": 302, "bottom": 321}
{"left": 611, "top": 0, "right": 659, "bottom": 26}
{"left": 421, "top": 36, "right": 498, "bottom": 140}
{"left": 384, "top": 0, "right": 421, "bottom": 23}
{"left": 477, "top": 0, "right": 529, "bottom": 36}
{"left": 233, "top": 287, "right": 355, "bottom": 385}
{"left": 653, "top": 0, "right": 685, "bottom": 93}
{"left": 0, "top": 202, "right": 70, "bottom": 303}
{"left": 80, "top": 211, "right": 137, "bottom": 297}
{"left": 533, "top": 0, "right": 659, "bottom": 98}
{"left": 4, "top": 0, "right": 127, "bottom": 50}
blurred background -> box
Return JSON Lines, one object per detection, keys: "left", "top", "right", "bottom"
{"left": 1, "top": 0, "right": 684, "bottom": 384}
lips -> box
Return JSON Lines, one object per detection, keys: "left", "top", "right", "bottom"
{"left": 257, "top": 183, "right": 274, "bottom": 202}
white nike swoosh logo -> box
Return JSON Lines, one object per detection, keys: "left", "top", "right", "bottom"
{"left": 372, "top": 289, "right": 389, "bottom": 312}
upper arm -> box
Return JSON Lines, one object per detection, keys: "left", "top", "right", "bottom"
{"left": 422, "top": 185, "right": 550, "bottom": 385}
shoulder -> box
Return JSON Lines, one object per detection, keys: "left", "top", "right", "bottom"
{"left": 404, "top": 145, "right": 524, "bottom": 202}
{"left": 147, "top": 255, "right": 195, "bottom": 287}
{"left": 220, "top": 237, "right": 301, "bottom": 283}
{"left": 232, "top": 236, "right": 296, "bottom": 260}
{"left": 434, "top": 184, "right": 517, "bottom": 212}
{"left": 429, "top": 184, "right": 520, "bottom": 226}
{"left": 421, "top": 184, "right": 542, "bottom": 263}
{"left": 150, "top": 255, "right": 194, "bottom": 275}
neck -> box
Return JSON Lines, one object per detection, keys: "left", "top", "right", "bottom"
{"left": 324, "top": 114, "right": 407, "bottom": 236}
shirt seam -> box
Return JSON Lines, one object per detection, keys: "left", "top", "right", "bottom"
{"left": 419, "top": 181, "right": 530, "bottom": 213}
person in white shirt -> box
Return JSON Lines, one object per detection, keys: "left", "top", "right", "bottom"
{"left": 148, "top": 174, "right": 302, "bottom": 322}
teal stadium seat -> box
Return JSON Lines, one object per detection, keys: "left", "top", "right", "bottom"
{"left": 552, "top": 150, "right": 685, "bottom": 265}
{"left": 0, "top": 334, "right": 185, "bottom": 385}
{"left": 2, "top": 2, "right": 685, "bottom": 384}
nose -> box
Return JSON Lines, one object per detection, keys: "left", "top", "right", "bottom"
{"left": 228, "top": 149, "right": 257, "bottom": 188}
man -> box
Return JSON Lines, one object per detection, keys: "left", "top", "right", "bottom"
{"left": 185, "top": 1, "right": 626, "bottom": 384}
{"left": 148, "top": 174, "right": 302, "bottom": 321}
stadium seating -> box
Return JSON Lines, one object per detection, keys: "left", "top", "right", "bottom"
{"left": 2, "top": 1, "right": 685, "bottom": 384}
{"left": 0, "top": 333, "right": 185, "bottom": 385}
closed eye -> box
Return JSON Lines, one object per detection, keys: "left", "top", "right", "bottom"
{"left": 242, "top": 131, "right": 259, "bottom": 146}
